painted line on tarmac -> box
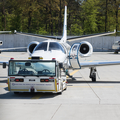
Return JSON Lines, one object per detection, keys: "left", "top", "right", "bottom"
{"left": 0, "top": 54, "right": 27, "bottom": 59}
{"left": 0, "top": 54, "right": 12, "bottom": 58}
{"left": 68, "top": 85, "right": 114, "bottom": 88}
{"left": 0, "top": 85, "right": 8, "bottom": 87}
{"left": 66, "top": 70, "right": 79, "bottom": 78}
{"left": 31, "top": 93, "right": 43, "bottom": 99}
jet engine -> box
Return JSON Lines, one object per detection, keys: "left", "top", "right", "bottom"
{"left": 0, "top": 41, "right": 3, "bottom": 46}
{"left": 27, "top": 41, "right": 39, "bottom": 55}
{"left": 69, "top": 41, "right": 93, "bottom": 69}
{"left": 79, "top": 41, "right": 93, "bottom": 57}
{"left": 70, "top": 41, "right": 93, "bottom": 58}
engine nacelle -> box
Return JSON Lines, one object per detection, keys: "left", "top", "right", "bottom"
{"left": 79, "top": 41, "right": 93, "bottom": 57}
{"left": 70, "top": 41, "right": 93, "bottom": 58}
{"left": 69, "top": 41, "right": 93, "bottom": 69}
{"left": 27, "top": 41, "right": 39, "bottom": 55}
{"left": 0, "top": 41, "right": 3, "bottom": 46}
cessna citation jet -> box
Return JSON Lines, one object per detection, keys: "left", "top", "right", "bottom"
{"left": 0, "top": 6, "right": 120, "bottom": 82}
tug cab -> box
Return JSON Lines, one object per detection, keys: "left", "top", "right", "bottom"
{"left": 7, "top": 58, "right": 67, "bottom": 94}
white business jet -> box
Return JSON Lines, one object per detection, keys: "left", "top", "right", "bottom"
{"left": 0, "top": 6, "right": 119, "bottom": 82}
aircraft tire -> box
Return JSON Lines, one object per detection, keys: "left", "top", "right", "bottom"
{"left": 92, "top": 73, "right": 96, "bottom": 82}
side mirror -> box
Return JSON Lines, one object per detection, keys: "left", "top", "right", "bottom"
{"left": 59, "top": 63, "right": 63, "bottom": 68}
{"left": 3, "top": 62, "right": 6, "bottom": 68}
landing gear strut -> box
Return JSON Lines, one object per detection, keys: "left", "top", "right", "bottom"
{"left": 89, "top": 67, "right": 96, "bottom": 82}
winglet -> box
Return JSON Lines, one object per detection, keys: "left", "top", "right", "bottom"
{"left": 60, "top": 6, "right": 67, "bottom": 43}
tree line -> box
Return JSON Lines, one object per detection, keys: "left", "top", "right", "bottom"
{"left": 0, "top": 0, "right": 120, "bottom": 35}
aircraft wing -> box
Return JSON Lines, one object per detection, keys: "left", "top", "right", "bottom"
{"left": 0, "top": 47, "right": 27, "bottom": 51}
{"left": 0, "top": 47, "right": 27, "bottom": 53}
{"left": 0, "top": 61, "right": 8, "bottom": 66}
{"left": 80, "top": 60, "right": 120, "bottom": 68}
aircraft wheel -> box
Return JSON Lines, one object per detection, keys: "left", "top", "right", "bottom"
{"left": 92, "top": 73, "right": 96, "bottom": 82}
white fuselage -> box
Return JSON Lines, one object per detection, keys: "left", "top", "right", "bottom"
{"left": 31, "top": 39, "right": 71, "bottom": 63}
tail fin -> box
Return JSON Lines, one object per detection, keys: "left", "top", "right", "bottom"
{"left": 60, "top": 6, "right": 67, "bottom": 43}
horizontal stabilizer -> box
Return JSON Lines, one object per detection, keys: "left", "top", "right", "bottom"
{"left": 67, "top": 30, "right": 116, "bottom": 41}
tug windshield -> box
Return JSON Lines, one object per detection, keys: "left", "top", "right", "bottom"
{"left": 8, "top": 60, "right": 56, "bottom": 76}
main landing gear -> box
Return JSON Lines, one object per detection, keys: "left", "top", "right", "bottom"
{"left": 89, "top": 67, "right": 96, "bottom": 82}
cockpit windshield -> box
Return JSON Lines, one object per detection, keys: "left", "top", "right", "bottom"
{"left": 34, "top": 42, "right": 66, "bottom": 54}
{"left": 49, "top": 42, "right": 66, "bottom": 53}
{"left": 34, "top": 42, "right": 47, "bottom": 51}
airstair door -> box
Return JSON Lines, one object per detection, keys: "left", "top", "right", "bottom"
{"left": 69, "top": 43, "right": 81, "bottom": 69}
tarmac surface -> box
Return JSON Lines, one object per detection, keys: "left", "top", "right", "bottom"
{"left": 0, "top": 52, "right": 120, "bottom": 120}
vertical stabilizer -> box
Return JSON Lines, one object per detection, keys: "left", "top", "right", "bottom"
{"left": 60, "top": 6, "right": 67, "bottom": 43}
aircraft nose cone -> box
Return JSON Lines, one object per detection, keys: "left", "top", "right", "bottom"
{"left": 32, "top": 50, "right": 66, "bottom": 62}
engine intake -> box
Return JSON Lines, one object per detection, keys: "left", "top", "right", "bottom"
{"left": 27, "top": 41, "right": 39, "bottom": 55}
{"left": 79, "top": 41, "right": 93, "bottom": 57}
{"left": 0, "top": 41, "right": 3, "bottom": 46}
{"left": 70, "top": 41, "right": 93, "bottom": 57}
{"left": 79, "top": 44, "right": 89, "bottom": 54}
